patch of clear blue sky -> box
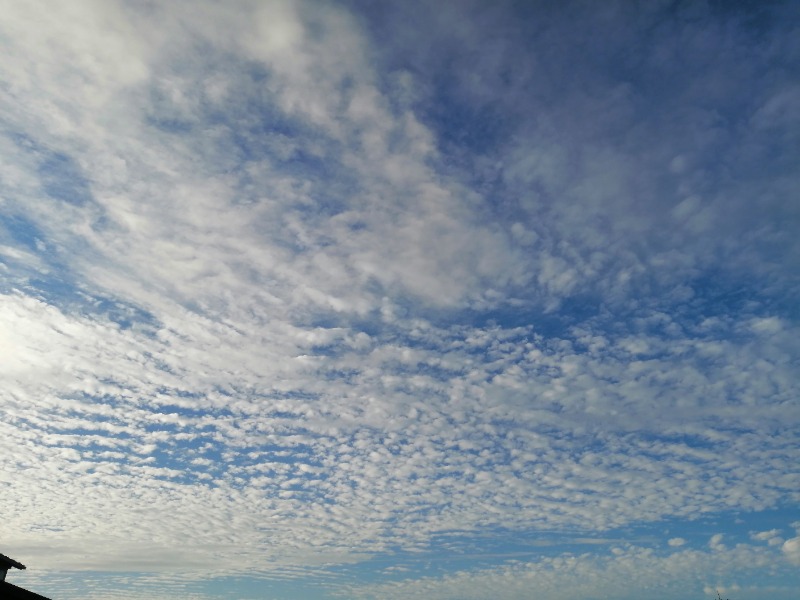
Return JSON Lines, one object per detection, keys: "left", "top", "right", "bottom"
{"left": 5, "top": 132, "right": 94, "bottom": 207}
{"left": 1, "top": 213, "right": 45, "bottom": 253}
{"left": 37, "top": 152, "right": 93, "bottom": 207}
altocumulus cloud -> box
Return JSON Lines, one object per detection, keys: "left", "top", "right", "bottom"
{"left": 0, "top": 1, "right": 798, "bottom": 599}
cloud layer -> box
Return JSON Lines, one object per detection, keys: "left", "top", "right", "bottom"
{"left": 1, "top": 1, "right": 798, "bottom": 599}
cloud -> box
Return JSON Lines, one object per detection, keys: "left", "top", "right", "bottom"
{"left": 782, "top": 524, "right": 800, "bottom": 567}
{"left": 782, "top": 538, "right": 800, "bottom": 566}
{"left": 0, "top": 0, "right": 798, "bottom": 598}
{"left": 336, "top": 538, "right": 795, "bottom": 600}
{"left": 2, "top": 286, "right": 797, "bottom": 577}
{"left": 751, "top": 529, "right": 783, "bottom": 546}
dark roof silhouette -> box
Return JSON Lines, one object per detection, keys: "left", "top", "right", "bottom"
{"left": 1, "top": 580, "right": 53, "bottom": 600}
{"left": 0, "top": 553, "right": 27, "bottom": 572}
{"left": 0, "top": 553, "right": 52, "bottom": 600}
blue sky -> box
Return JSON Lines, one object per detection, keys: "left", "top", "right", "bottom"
{"left": 1, "top": 1, "right": 798, "bottom": 599}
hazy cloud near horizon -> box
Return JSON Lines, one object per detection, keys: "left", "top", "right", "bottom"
{"left": 1, "top": 1, "right": 798, "bottom": 599}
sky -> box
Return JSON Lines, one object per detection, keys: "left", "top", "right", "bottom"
{"left": 0, "top": 0, "right": 798, "bottom": 599}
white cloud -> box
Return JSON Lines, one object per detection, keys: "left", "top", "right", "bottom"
{"left": 668, "top": 538, "right": 686, "bottom": 547}
{"left": 337, "top": 539, "right": 792, "bottom": 600}
{"left": 782, "top": 536, "right": 800, "bottom": 566}
{"left": 2, "top": 287, "right": 797, "bottom": 576}
{"left": 0, "top": 0, "right": 797, "bottom": 598}
{"left": 751, "top": 529, "right": 783, "bottom": 546}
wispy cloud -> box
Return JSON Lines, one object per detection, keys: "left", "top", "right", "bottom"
{"left": 337, "top": 536, "right": 798, "bottom": 600}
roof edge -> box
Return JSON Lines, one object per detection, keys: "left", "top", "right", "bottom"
{"left": 0, "top": 554, "right": 27, "bottom": 571}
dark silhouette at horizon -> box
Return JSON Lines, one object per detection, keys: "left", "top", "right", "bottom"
{"left": 0, "top": 553, "right": 53, "bottom": 600}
